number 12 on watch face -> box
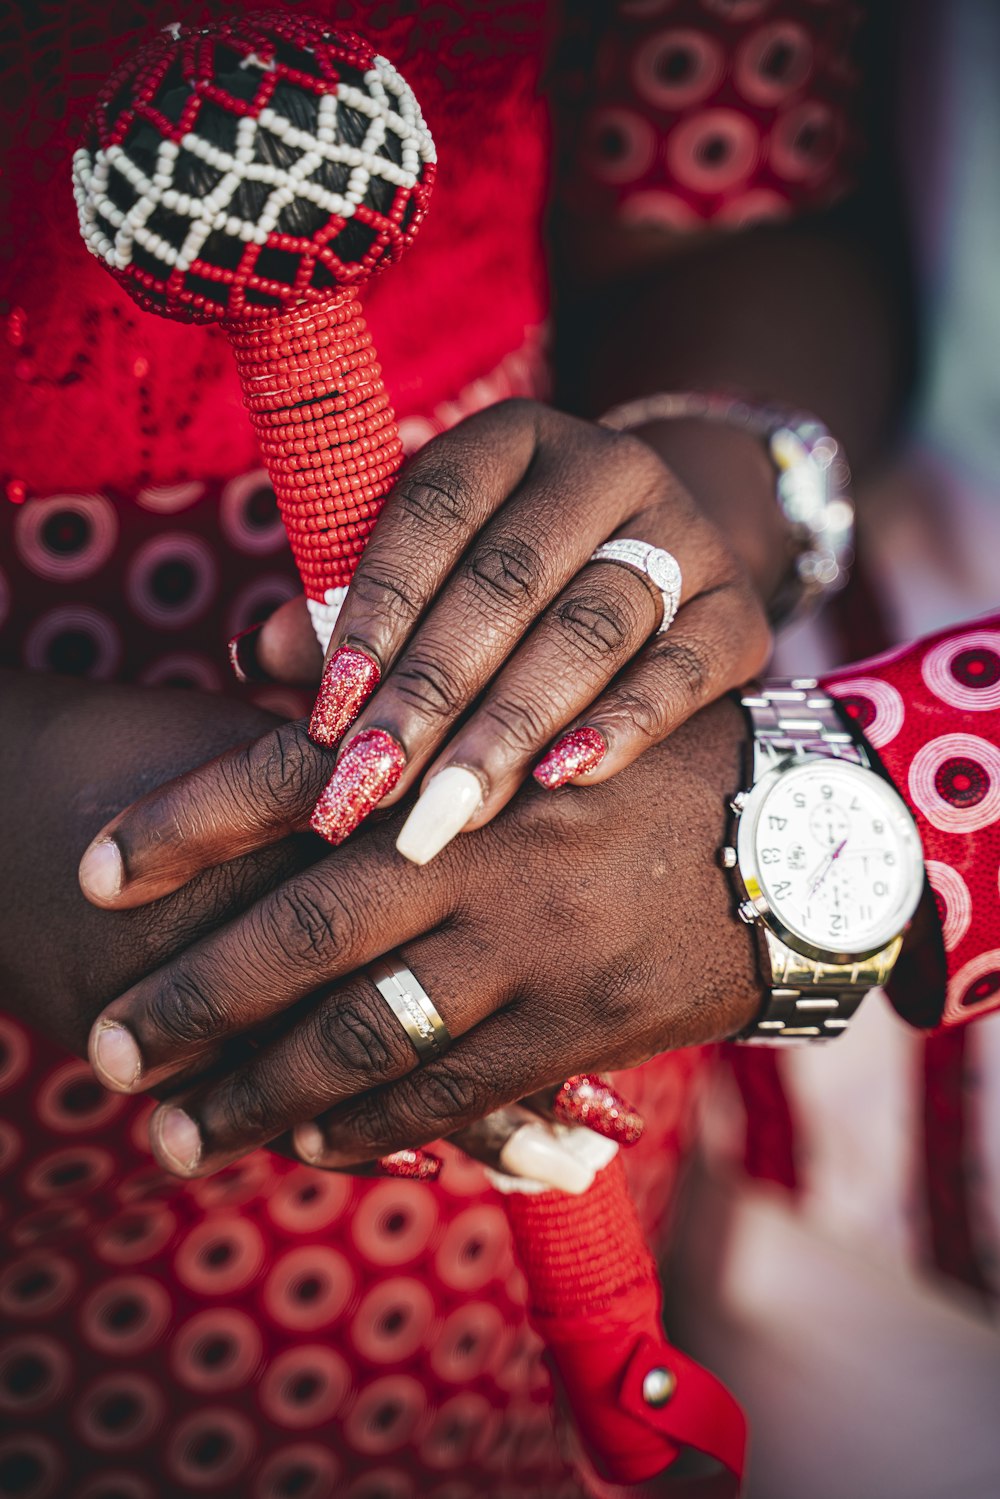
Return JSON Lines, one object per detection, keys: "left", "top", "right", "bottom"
{"left": 739, "top": 759, "right": 925, "bottom": 963}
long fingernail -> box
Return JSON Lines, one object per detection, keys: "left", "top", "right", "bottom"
{"left": 79, "top": 838, "right": 123, "bottom": 903}
{"left": 554, "top": 1075, "right": 645, "bottom": 1146}
{"left": 499, "top": 1122, "right": 596, "bottom": 1194}
{"left": 91, "top": 1021, "right": 142, "bottom": 1092}
{"left": 310, "top": 728, "right": 406, "bottom": 846}
{"left": 395, "top": 766, "right": 483, "bottom": 866}
{"left": 309, "top": 646, "right": 381, "bottom": 747}
{"left": 378, "top": 1148, "right": 443, "bottom": 1181}
{"left": 226, "top": 622, "right": 269, "bottom": 684}
{"left": 153, "top": 1107, "right": 202, "bottom": 1174}
{"left": 533, "top": 726, "right": 606, "bottom": 789}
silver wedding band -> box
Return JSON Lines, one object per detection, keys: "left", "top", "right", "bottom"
{"left": 368, "top": 954, "right": 452, "bottom": 1062}
{"left": 589, "top": 539, "right": 682, "bottom": 635}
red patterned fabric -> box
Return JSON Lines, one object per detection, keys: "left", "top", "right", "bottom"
{"left": 558, "top": 0, "right": 863, "bottom": 235}
{"left": 824, "top": 611, "right": 1000, "bottom": 1029}
{"left": 0, "top": 2, "right": 880, "bottom": 1493}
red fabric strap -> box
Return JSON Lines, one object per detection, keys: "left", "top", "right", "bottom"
{"left": 505, "top": 1158, "right": 748, "bottom": 1485}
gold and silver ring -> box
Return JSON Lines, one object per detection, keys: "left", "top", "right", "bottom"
{"left": 367, "top": 954, "right": 452, "bottom": 1062}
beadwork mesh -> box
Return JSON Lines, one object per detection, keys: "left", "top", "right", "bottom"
{"left": 72, "top": 12, "right": 436, "bottom": 324}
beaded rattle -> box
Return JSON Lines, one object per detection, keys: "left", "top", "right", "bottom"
{"left": 73, "top": 12, "right": 745, "bottom": 1485}
{"left": 73, "top": 10, "right": 434, "bottom": 650}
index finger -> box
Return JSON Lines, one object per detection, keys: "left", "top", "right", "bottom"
{"left": 78, "top": 717, "right": 331, "bottom": 910}
{"left": 307, "top": 400, "right": 538, "bottom": 745}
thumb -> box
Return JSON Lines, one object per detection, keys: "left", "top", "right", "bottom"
{"left": 256, "top": 594, "right": 325, "bottom": 686}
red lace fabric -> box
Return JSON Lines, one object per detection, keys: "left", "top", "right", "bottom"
{"left": 0, "top": 2, "right": 869, "bottom": 1494}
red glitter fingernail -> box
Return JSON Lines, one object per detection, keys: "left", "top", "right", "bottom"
{"left": 378, "top": 1148, "right": 442, "bottom": 1181}
{"left": 310, "top": 728, "right": 405, "bottom": 845}
{"left": 554, "top": 1075, "right": 645, "bottom": 1146}
{"left": 309, "top": 646, "right": 381, "bottom": 747}
{"left": 226, "top": 622, "right": 268, "bottom": 684}
{"left": 533, "top": 726, "right": 606, "bottom": 789}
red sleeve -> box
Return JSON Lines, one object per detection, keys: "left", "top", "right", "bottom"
{"left": 821, "top": 612, "right": 1000, "bottom": 1027}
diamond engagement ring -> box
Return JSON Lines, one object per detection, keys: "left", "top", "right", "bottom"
{"left": 589, "top": 540, "right": 683, "bottom": 635}
{"left": 368, "top": 955, "right": 453, "bottom": 1062}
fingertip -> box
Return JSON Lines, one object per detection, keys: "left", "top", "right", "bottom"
{"left": 89, "top": 1019, "right": 143, "bottom": 1093}
{"left": 79, "top": 837, "right": 124, "bottom": 905}
{"left": 395, "top": 765, "right": 483, "bottom": 865}
{"left": 293, "top": 1121, "right": 325, "bottom": 1163}
{"left": 532, "top": 726, "right": 607, "bottom": 790}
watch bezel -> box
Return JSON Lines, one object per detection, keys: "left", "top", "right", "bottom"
{"left": 734, "top": 756, "right": 925, "bottom": 966}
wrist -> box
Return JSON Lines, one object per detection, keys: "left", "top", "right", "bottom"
{"left": 657, "top": 695, "right": 763, "bottom": 1044}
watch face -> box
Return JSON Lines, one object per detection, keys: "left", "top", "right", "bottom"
{"left": 737, "top": 758, "right": 925, "bottom": 962}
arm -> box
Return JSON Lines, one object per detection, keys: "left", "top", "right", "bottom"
{"left": 824, "top": 612, "right": 1000, "bottom": 1027}
{"left": 551, "top": 2, "right": 911, "bottom": 608}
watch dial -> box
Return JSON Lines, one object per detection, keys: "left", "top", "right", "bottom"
{"left": 746, "top": 760, "right": 924, "bottom": 957}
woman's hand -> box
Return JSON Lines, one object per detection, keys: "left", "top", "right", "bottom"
{"left": 299, "top": 399, "right": 770, "bottom": 860}
{"left": 79, "top": 696, "right": 760, "bottom": 1178}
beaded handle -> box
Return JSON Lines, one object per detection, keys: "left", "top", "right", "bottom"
{"left": 225, "top": 288, "right": 404, "bottom": 644}
{"left": 73, "top": 14, "right": 742, "bottom": 1484}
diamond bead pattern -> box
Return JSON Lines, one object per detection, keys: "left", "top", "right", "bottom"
{"left": 72, "top": 13, "right": 436, "bottom": 323}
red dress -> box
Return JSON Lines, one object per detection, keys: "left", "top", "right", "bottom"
{"left": 8, "top": 4, "right": 988, "bottom": 1497}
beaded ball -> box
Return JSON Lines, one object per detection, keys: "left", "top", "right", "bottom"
{"left": 72, "top": 11, "right": 436, "bottom": 324}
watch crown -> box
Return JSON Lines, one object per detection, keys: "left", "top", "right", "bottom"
{"left": 720, "top": 846, "right": 738, "bottom": 869}
{"left": 738, "top": 900, "right": 758, "bottom": 926}
{"left": 730, "top": 791, "right": 750, "bottom": 815}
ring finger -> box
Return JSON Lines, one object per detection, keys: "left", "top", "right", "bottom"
{"left": 390, "top": 513, "right": 755, "bottom": 866}
{"left": 145, "top": 927, "right": 500, "bottom": 1177}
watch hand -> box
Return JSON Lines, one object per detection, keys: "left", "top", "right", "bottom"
{"left": 807, "top": 837, "right": 847, "bottom": 899}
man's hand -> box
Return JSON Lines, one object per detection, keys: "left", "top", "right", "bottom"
{"left": 78, "top": 696, "right": 760, "bottom": 1177}
{"left": 0, "top": 670, "right": 318, "bottom": 1055}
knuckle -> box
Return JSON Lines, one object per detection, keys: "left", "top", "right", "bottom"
{"left": 268, "top": 880, "right": 341, "bottom": 967}
{"left": 555, "top": 588, "right": 638, "bottom": 661}
{"left": 390, "top": 650, "right": 467, "bottom": 721}
{"left": 347, "top": 570, "right": 422, "bottom": 632}
{"left": 250, "top": 720, "right": 323, "bottom": 812}
{"left": 604, "top": 429, "right": 673, "bottom": 502}
{"left": 216, "top": 1069, "right": 277, "bottom": 1142}
{"left": 466, "top": 534, "right": 547, "bottom": 610}
{"left": 653, "top": 637, "right": 709, "bottom": 699}
{"left": 479, "top": 694, "right": 553, "bottom": 759}
{"left": 609, "top": 684, "right": 670, "bottom": 745}
{"left": 396, "top": 469, "right": 473, "bottom": 530}
{"left": 409, "top": 1062, "right": 482, "bottom": 1128}
{"left": 146, "top": 967, "right": 224, "bottom": 1050}
{"left": 311, "top": 991, "right": 408, "bottom": 1085}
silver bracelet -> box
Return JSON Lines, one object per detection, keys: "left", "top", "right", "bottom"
{"left": 600, "top": 391, "right": 855, "bottom": 628}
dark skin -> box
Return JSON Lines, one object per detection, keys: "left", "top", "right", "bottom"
{"left": 3, "top": 176, "right": 911, "bottom": 1172}
{"left": 0, "top": 671, "right": 316, "bottom": 1053}
{"left": 0, "top": 666, "right": 759, "bottom": 1178}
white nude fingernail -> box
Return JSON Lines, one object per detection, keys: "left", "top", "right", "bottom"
{"left": 90, "top": 1021, "right": 142, "bottom": 1092}
{"left": 552, "top": 1124, "right": 619, "bottom": 1175}
{"left": 79, "top": 838, "right": 123, "bottom": 902}
{"left": 499, "top": 1122, "right": 596, "bottom": 1195}
{"left": 395, "top": 766, "right": 483, "bottom": 866}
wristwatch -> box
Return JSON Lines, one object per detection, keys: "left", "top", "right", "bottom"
{"left": 723, "top": 682, "right": 926, "bottom": 1043}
